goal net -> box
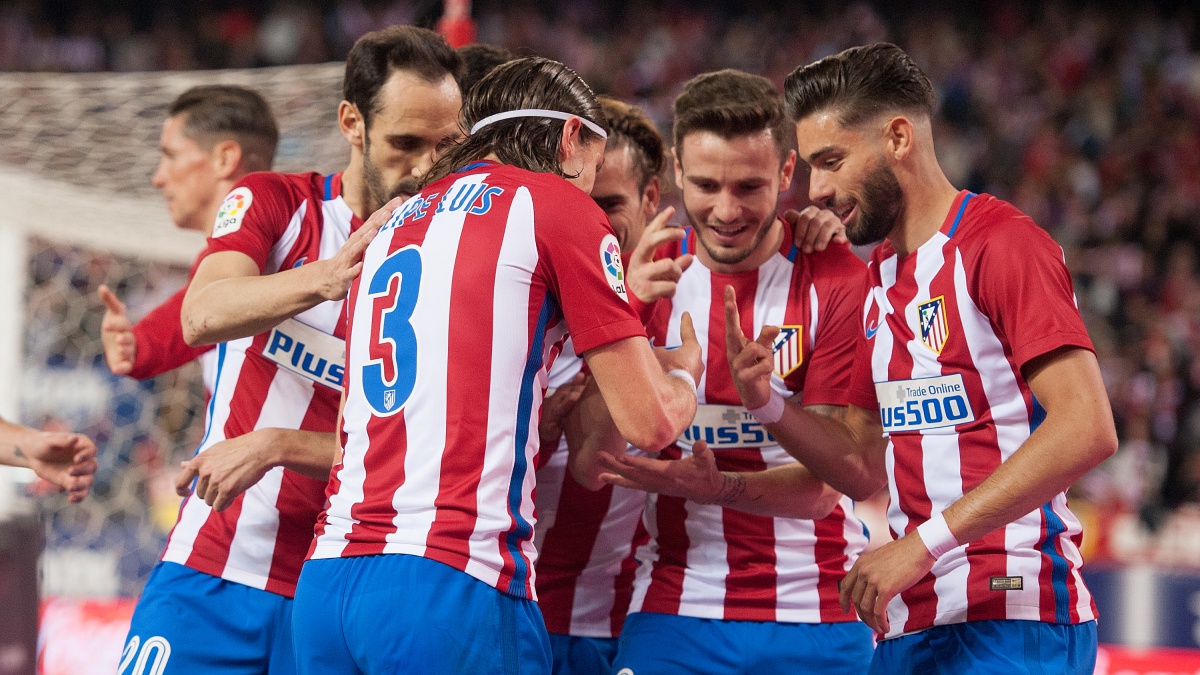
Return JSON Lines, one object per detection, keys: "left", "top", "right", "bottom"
{"left": 0, "top": 63, "right": 346, "bottom": 674}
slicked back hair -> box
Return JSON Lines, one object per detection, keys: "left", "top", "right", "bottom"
{"left": 343, "top": 25, "right": 462, "bottom": 131}
{"left": 783, "top": 42, "right": 936, "bottom": 127}
{"left": 421, "top": 57, "right": 607, "bottom": 187}
{"left": 169, "top": 85, "right": 278, "bottom": 171}
{"left": 672, "top": 69, "right": 791, "bottom": 162}
{"left": 598, "top": 96, "right": 665, "bottom": 191}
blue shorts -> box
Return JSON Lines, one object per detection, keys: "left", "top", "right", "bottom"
{"left": 547, "top": 632, "right": 618, "bottom": 675}
{"left": 120, "top": 561, "right": 295, "bottom": 675}
{"left": 292, "top": 554, "right": 551, "bottom": 675}
{"left": 613, "top": 612, "right": 874, "bottom": 675}
{"left": 870, "top": 620, "right": 1097, "bottom": 675}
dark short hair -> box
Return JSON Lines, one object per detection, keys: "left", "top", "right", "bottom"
{"left": 672, "top": 69, "right": 791, "bottom": 161}
{"left": 598, "top": 96, "right": 665, "bottom": 191}
{"left": 456, "top": 43, "right": 515, "bottom": 98}
{"left": 422, "top": 56, "right": 607, "bottom": 187}
{"left": 343, "top": 25, "right": 462, "bottom": 131}
{"left": 784, "top": 42, "right": 936, "bottom": 127}
{"left": 169, "top": 85, "right": 278, "bottom": 170}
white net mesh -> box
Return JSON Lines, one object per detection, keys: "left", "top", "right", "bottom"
{"left": 0, "top": 63, "right": 349, "bottom": 597}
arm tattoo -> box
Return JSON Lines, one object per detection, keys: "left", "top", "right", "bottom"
{"left": 713, "top": 471, "right": 748, "bottom": 506}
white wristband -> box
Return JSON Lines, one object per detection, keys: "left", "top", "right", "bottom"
{"left": 916, "top": 512, "right": 959, "bottom": 559}
{"left": 747, "top": 389, "right": 785, "bottom": 425}
{"left": 667, "top": 369, "right": 697, "bottom": 394}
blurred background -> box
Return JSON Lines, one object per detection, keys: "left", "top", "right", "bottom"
{"left": 1, "top": 0, "right": 1199, "bottom": 672}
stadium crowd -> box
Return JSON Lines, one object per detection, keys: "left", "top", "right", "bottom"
{"left": 8, "top": 0, "right": 1199, "bottom": 521}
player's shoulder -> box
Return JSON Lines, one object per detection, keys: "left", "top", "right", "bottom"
{"left": 212, "top": 171, "right": 323, "bottom": 238}
{"left": 801, "top": 240, "right": 868, "bottom": 282}
{"left": 957, "top": 192, "right": 1061, "bottom": 258}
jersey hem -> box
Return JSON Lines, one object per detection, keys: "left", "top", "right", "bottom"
{"left": 883, "top": 604, "right": 1099, "bottom": 640}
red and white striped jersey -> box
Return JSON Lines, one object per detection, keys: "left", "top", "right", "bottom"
{"left": 628, "top": 225, "right": 870, "bottom": 623}
{"left": 534, "top": 343, "right": 648, "bottom": 638}
{"left": 848, "top": 190, "right": 1098, "bottom": 639}
{"left": 311, "top": 161, "right": 646, "bottom": 600}
{"left": 162, "top": 171, "right": 358, "bottom": 597}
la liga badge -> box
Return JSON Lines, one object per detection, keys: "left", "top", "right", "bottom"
{"left": 600, "top": 234, "right": 628, "bottom": 301}
{"left": 213, "top": 187, "right": 253, "bottom": 238}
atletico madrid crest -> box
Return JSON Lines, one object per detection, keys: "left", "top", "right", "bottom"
{"left": 772, "top": 325, "right": 804, "bottom": 377}
{"left": 918, "top": 296, "right": 949, "bottom": 354}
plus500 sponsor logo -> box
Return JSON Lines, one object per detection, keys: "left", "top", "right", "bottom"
{"left": 265, "top": 327, "right": 344, "bottom": 391}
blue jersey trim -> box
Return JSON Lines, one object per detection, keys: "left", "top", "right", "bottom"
{"left": 946, "top": 192, "right": 976, "bottom": 238}
{"left": 1030, "top": 395, "right": 1070, "bottom": 623}
{"left": 323, "top": 173, "right": 334, "bottom": 201}
{"left": 503, "top": 293, "right": 558, "bottom": 596}
{"left": 680, "top": 227, "right": 693, "bottom": 256}
{"left": 456, "top": 161, "right": 491, "bottom": 173}
{"left": 786, "top": 244, "right": 800, "bottom": 262}
{"left": 186, "top": 342, "right": 228, "bottom": 499}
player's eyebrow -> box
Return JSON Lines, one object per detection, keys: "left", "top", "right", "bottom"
{"left": 806, "top": 145, "right": 841, "bottom": 164}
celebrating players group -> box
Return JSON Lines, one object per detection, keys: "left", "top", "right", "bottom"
{"left": 87, "top": 23, "right": 1118, "bottom": 675}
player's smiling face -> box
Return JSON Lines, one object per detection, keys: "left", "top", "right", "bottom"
{"left": 795, "top": 110, "right": 903, "bottom": 246}
{"left": 361, "top": 70, "right": 462, "bottom": 211}
{"left": 152, "top": 114, "right": 221, "bottom": 232}
{"left": 675, "top": 129, "right": 795, "bottom": 273}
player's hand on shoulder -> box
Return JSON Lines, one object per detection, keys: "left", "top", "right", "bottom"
{"left": 315, "top": 196, "right": 406, "bottom": 301}
{"left": 24, "top": 430, "right": 98, "bottom": 503}
{"left": 723, "top": 286, "right": 778, "bottom": 410}
{"left": 174, "top": 429, "right": 278, "bottom": 512}
{"left": 786, "top": 206, "right": 848, "bottom": 254}
{"left": 627, "top": 207, "right": 694, "bottom": 303}
{"left": 98, "top": 285, "right": 136, "bottom": 376}
{"left": 653, "top": 311, "right": 704, "bottom": 386}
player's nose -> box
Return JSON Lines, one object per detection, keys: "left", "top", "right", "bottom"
{"left": 808, "top": 171, "right": 834, "bottom": 207}
{"left": 712, "top": 189, "right": 740, "bottom": 223}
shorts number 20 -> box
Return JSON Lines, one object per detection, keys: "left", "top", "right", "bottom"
{"left": 362, "top": 246, "right": 422, "bottom": 416}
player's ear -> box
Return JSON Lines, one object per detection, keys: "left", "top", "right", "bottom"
{"left": 778, "top": 149, "right": 797, "bottom": 194}
{"left": 672, "top": 147, "right": 683, "bottom": 191}
{"left": 339, "top": 101, "right": 366, "bottom": 151}
{"left": 885, "top": 116, "right": 914, "bottom": 161}
{"left": 641, "top": 174, "right": 661, "bottom": 218}
{"left": 558, "top": 116, "right": 584, "bottom": 164}
{"left": 211, "top": 140, "right": 243, "bottom": 180}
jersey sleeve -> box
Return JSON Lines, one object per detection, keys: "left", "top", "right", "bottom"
{"left": 128, "top": 285, "right": 214, "bottom": 379}
{"left": 971, "top": 214, "right": 1094, "bottom": 370}
{"left": 846, "top": 330, "right": 879, "bottom": 410}
{"left": 793, "top": 245, "right": 867, "bottom": 407}
{"left": 201, "top": 172, "right": 298, "bottom": 273}
{"left": 535, "top": 187, "right": 645, "bottom": 355}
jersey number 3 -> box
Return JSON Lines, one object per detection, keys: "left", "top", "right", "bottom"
{"left": 363, "top": 246, "right": 422, "bottom": 416}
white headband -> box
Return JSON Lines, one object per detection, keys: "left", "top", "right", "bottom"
{"left": 469, "top": 108, "right": 608, "bottom": 140}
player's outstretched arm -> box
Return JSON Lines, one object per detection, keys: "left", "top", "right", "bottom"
{"left": 0, "top": 417, "right": 97, "bottom": 503}
{"left": 569, "top": 313, "right": 704, "bottom": 490}
{"left": 724, "top": 286, "right": 888, "bottom": 500}
{"left": 598, "top": 439, "right": 842, "bottom": 519}
{"left": 838, "top": 346, "right": 1117, "bottom": 633}
{"left": 181, "top": 197, "right": 403, "bottom": 346}
{"left": 174, "top": 429, "right": 337, "bottom": 512}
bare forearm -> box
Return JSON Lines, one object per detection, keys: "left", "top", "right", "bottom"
{"left": 714, "top": 463, "right": 841, "bottom": 519}
{"left": 766, "top": 403, "right": 888, "bottom": 501}
{"left": 183, "top": 269, "right": 329, "bottom": 345}
{"left": 941, "top": 414, "right": 1113, "bottom": 546}
{"left": 566, "top": 381, "right": 628, "bottom": 490}
{"left": 262, "top": 429, "right": 338, "bottom": 481}
{"left": 0, "top": 419, "right": 35, "bottom": 468}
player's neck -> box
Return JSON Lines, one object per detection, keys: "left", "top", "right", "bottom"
{"left": 698, "top": 217, "right": 785, "bottom": 275}
{"left": 340, "top": 158, "right": 369, "bottom": 220}
{"left": 888, "top": 163, "right": 959, "bottom": 258}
